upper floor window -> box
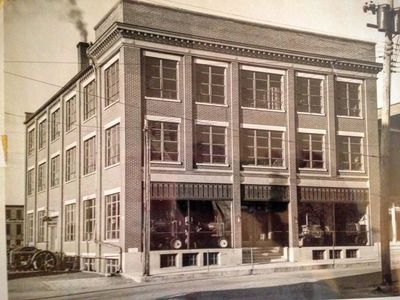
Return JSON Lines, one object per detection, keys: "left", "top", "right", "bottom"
{"left": 38, "top": 119, "right": 47, "bottom": 149}
{"left": 51, "top": 108, "right": 61, "bottom": 141}
{"left": 16, "top": 210, "right": 22, "bottom": 220}
{"left": 65, "top": 203, "right": 76, "bottom": 242}
{"left": 240, "top": 66, "right": 283, "bottom": 110}
{"left": 6, "top": 209, "right": 11, "bottom": 220}
{"left": 194, "top": 60, "right": 225, "bottom": 105}
{"left": 37, "top": 210, "right": 45, "bottom": 243}
{"left": 27, "top": 213, "right": 33, "bottom": 244}
{"left": 83, "top": 199, "right": 96, "bottom": 241}
{"left": 336, "top": 79, "right": 361, "bottom": 117}
{"left": 145, "top": 53, "right": 178, "bottom": 100}
{"left": 338, "top": 136, "right": 363, "bottom": 171}
{"left": 105, "top": 124, "right": 120, "bottom": 167}
{"left": 83, "top": 80, "right": 96, "bottom": 120}
{"left": 298, "top": 133, "right": 324, "bottom": 169}
{"left": 50, "top": 155, "right": 60, "bottom": 187}
{"left": 83, "top": 136, "right": 96, "bottom": 174}
{"left": 65, "top": 146, "right": 77, "bottom": 181}
{"left": 296, "top": 75, "right": 323, "bottom": 114}
{"left": 241, "top": 128, "right": 284, "bottom": 167}
{"left": 105, "top": 61, "right": 119, "bottom": 106}
{"left": 105, "top": 193, "right": 120, "bottom": 240}
{"left": 149, "top": 121, "right": 179, "bottom": 162}
{"left": 27, "top": 128, "right": 35, "bottom": 156}
{"left": 195, "top": 125, "right": 226, "bottom": 164}
{"left": 37, "top": 162, "right": 47, "bottom": 192}
{"left": 27, "top": 168, "right": 34, "bottom": 195}
{"left": 65, "top": 96, "right": 76, "bottom": 132}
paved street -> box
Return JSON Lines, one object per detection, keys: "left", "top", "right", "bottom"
{"left": 8, "top": 266, "right": 400, "bottom": 300}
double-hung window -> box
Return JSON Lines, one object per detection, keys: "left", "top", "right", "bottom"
{"left": 149, "top": 121, "right": 179, "bottom": 162}
{"left": 83, "top": 136, "right": 96, "bottom": 174}
{"left": 145, "top": 52, "right": 178, "bottom": 100}
{"left": 27, "top": 168, "right": 34, "bottom": 195}
{"left": 336, "top": 78, "right": 362, "bottom": 117}
{"left": 194, "top": 60, "right": 225, "bottom": 104}
{"left": 37, "top": 210, "right": 45, "bottom": 243}
{"left": 65, "top": 146, "right": 77, "bottom": 181}
{"left": 105, "top": 193, "right": 120, "bottom": 240}
{"left": 50, "top": 155, "right": 60, "bottom": 187}
{"left": 66, "top": 96, "right": 76, "bottom": 132}
{"left": 242, "top": 128, "right": 284, "bottom": 167}
{"left": 240, "top": 66, "right": 284, "bottom": 110}
{"left": 27, "top": 213, "right": 33, "bottom": 244}
{"left": 27, "top": 128, "right": 35, "bottom": 156}
{"left": 296, "top": 74, "right": 323, "bottom": 114}
{"left": 105, "top": 124, "right": 120, "bottom": 167}
{"left": 65, "top": 203, "right": 76, "bottom": 241}
{"left": 83, "top": 80, "right": 96, "bottom": 120}
{"left": 105, "top": 61, "right": 119, "bottom": 106}
{"left": 38, "top": 119, "right": 47, "bottom": 149}
{"left": 83, "top": 199, "right": 95, "bottom": 241}
{"left": 195, "top": 125, "right": 226, "bottom": 164}
{"left": 51, "top": 108, "right": 61, "bottom": 141}
{"left": 37, "top": 162, "right": 46, "bottom": 192}
{"left": 338, "top": 136, "right": 363, "bottom": 171}
{"left": 298, "top": 133, "right": 324, "bottom": 169}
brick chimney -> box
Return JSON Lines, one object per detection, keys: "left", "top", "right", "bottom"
{"left": 77, "top": 42, "right": 90, "bottom": 72}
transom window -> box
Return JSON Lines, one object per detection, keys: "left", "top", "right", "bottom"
{"left": 149, "top": 121, "right": 179, "bottom": 162}
{"left": 105, "top": 124, "right": 120, "bottom": 167}
{"left": 296, "top": 76, "right": 323, "bottom": 114}
{"left": 105, "top": 193, "right": 120, "bottom": 240}
{"left": 298, "top": 133, "right": 324, "bottom": 169}
{"left": 145, "top": 56, "right": 178, "bottom": 100}
{"left": 83, "top": 136, "right": 96, "bottom": 174}
{"left": 50, "top": 155, "right": 60, "bottom": 187}
{"left": 195, "top": 63, "right": 225, "bottom": 104}
{"left": 83, "top": 199, "right": 96, "bottom": 241}
{"left": 240, "top": 69, "right": 283, "bottom": 110}
{"left": 51, "top": 108, "right": 61, "bottom": 141}
{"left": 65, "top": 96, "right": 76, "bottom": 132}
{"left": 338, "top": 136, "right": 362, "bottom": 171}
{"left": 242, "top": 129, "right": 284, "bottom": 167}
{"left": 336, "top": 80, "right": 361, "bottom": 117}
{"left": 105, "top": 61, "right": 119, "bottom": 106}
{"left": 65, "top": 203, "right": 76, "bottom": 242}
{"left": 65, "top": 147, "right": 77, "bottom": 181}
{"left": 38, "top": 119, "right": 47, "bottom": 149}
{"left": 83, "top": 80, "right": 96, "bottom": 120}
{"left": 195, "top": 125, "right": 226, "bottom": 164}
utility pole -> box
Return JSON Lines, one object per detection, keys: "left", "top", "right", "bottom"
{"left": 143, "top": 120, "right": 151, "bottom": 277}
{"left": 363, "top": 0, "right": 400, "bottom": 286}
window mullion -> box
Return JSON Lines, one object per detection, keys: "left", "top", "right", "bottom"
{"left": 307, "top": 79, "right": 311, "bottom": 113}
{"left": 254, "top": 130, "right": 257, "bottom": 165}
{"left": 209, "top": 66, "right": 212, "bottom": 103}
{"left": 348, "top": 137, "right": 352, "bottom": 170}
{"left": 253, "top": 72, "right": 256, "bottom": 108}
{"left": 160, "top": 60, "right": 163, "bottom": 98}
{"left": 161, "top": 123, "right": 165, "bottom": 161}
{"left": 268, "top": 131, "right": 272, "bottom": 166}
{"left": 267, "top": 74, "right": 270, "bottom": 109}
{"left": 209, "top": 126, "right": 213, "bottom": 163}
{"left": 309, "top": 135, "right": 313, "bottom": 168}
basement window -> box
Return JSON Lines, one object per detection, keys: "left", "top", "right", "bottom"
{"left": 329, "top": 249, "right": 341, "bottom": 259}
{"left": 346, "top": 249, "right": 358, "bottom": 258}
{"left": 160, "top": 254, "right": 177, "bottom": 268}
{"left": 203, "top": 252, "right": 219, "bottom": 266}
{"left": 182, "top": 253, "right": 198, "bottom": 267}
{"left": 312, "top": 250, "right": 325, "bottom": 260}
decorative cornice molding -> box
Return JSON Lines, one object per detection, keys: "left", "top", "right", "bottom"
{"left": 89, "top": 23, "right": 382, "bottom": 74}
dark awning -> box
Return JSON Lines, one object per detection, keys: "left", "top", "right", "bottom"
{"left": 298, "top": 186, "right": 369, "bottom": 203}
{"left": 150, "top": 182, "right": 232, "bottom": 201}
{"left": 241, "top": 185, "right": 289, "bottom": 202}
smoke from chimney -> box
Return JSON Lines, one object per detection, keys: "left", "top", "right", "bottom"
{"left": 67, "top": 0, "right": 88, "bottom": 42}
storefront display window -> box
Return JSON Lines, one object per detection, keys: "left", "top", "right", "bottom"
{"left": 150, "top": 200, "right": 231, "bottom": 250}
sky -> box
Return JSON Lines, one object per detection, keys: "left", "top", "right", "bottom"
{"left": 3, "top": 0, "right": 399, "bottom": 205}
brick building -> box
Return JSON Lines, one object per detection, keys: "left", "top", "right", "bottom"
{"left": 24, "top": 0, "right": 382, "bottom": 276}
{"left": 6, "top": 205, "right": 24, "bottom": 249}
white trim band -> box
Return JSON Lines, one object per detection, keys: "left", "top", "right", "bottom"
{"left": 51, "top": 151, "right": 61, "bottom": 158}
{"left": 50, "top": 102, "right": 61, "bottom": 113}
{"left": 65, "top": 142, "right": 77, "bottom": 151}
{"left": 104, "top": 117, "right": 121, "bottom": 129}
{"left": 337, "top": 131, "right": 365, "bottom": 137}
{"left": 83, "top": 194, "right": 96, "bottom": 201}
{"left": 241, "top": 123, "right": 286, "bottom": 132}
{"left": 81, "top": 74, "right": 95, "bottom": 88}
{"left": 195, "top": 119, "right": 229, "bottom": 127}
{"left": 143, "top": 50, "right": 181, "bottom": 61}
{"left": 83, "top": 131, "right": 96, "bottom": 141}
{"left": 194, "top": 58, "right": 228, "bottom": 67}
{"left": 298, "top": 128, "right": 326, "bottom": 134}
{"left": 146, "top": 115, "right": 181, "bottom": 124}
{"left": 104, "top": 187, "right": 121, "bottom": 196}
{"left": 64, "top": 89, "right": 76, "bottom": 101}
{"left": 27, "top": 210, "right": 34, "bottom": 214}
{"left": 37, "top": 207, "right": 46, "bottom": 212}
{"left": 296, "top": 72, "right": 325, "bottom": 79}
{"left": 37, "top": 158, "right": 47, "bottom": 165}
{"left": 336, "top": 77, "right": 363, "bottom": 84}
{"left": 240, "top": 64, "right": 286, "bottom": 75}
{"left": 64, "top": 199, "right": 76, "bottom": 205}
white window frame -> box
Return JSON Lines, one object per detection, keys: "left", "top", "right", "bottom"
{"left": 297, "top": 130, "right": 326, "bottom": 170}
{"left": 37, "top": 209, "right": 46, "bottom": 243}
{"left": 38, "top": 118, "right": 47, "bottom": 150}
{"left": 83, "top": 79, "right": 96, "bottom": 121}
{"left": 27, "top": 167, "right": 35, "bottom": 196}
{"left": 295, "top": 72, "right": 325, "bottom": 115}
{"left": 148, "top": 120, "right": 180, "bottom": 163}
{"left": 37, "top": 161, "right": 47, "bottom": 192}
{"left": 65, "top": 145, "right": 77, "bottom": 182}
{"left": 336, "top": 77, "right": 363, "bottom": 118}
{"left": 194, "top": 58, "right": 228, "bottom": 106}
{"left": 64, "top": 203, "right": 76, "bottom": 242}
{"left": 65, "top": 95, "right": 77, "bottom": 133}
{"left": 337, "top": 133, "right": 364, "bottom": 172}
{"left": 27, "top": 127, "right": 35, "bottom": 156}
{"left": 105, "top": 123, "right": 120, "bottom": 168}
{"left": 104, "top": 59, "right": 119, "bottom": 107}
{"left": 83, "top": 135, "right": 96, "bottom": 175}
{"left": 50, "top": 154, "right": 60, "bottom": 187}
{"left": 82, "top": 198, "right": 96, "bottom": 241}
{"left": 144, "top": 51, "right": 181, "bottom": 102}
{"left": 195, "top": 123, "right": 228, "bottom": 166}
{"left": 239, "top": 64, "right": 285, "bottom": 112}
{"left": 105, "top": 192, "right": 120, "bottom": 241}
{"left": 50, "top": 107, "right": 61, "bottom": 142}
